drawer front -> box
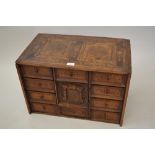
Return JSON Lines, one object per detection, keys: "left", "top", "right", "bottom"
{"left": 22, "top": 65, "right": 52, "bottom": 79}
{"left": 24, "top": 78, "right": 55, "bottom": 92}
{"left": 28, "top": 91, "right": 56, "bottom": 104}
{"left": 91, "top": 110, "right": 105, "bottom": 121}
{"left": 105, "top": 112, "right": 120, "bottom": 123}
{"left": 90, "top": 98, "right": 122, "bottom": 111}
{"left": 91, "top": 110, "right": 120, "bottom": 123}
{"left": 31, "top": 103, "right": 59, "bottom": 114}
{"left": 91, "top": 85, "right": 124, "bottom": 100}
{"left": 60, "top": 107, "right": 87, "bottom": 118}
{"left": 91, "top": 72, "right": 125, "bottom": 85}
{"left": 56, "top": 68, "right": 88, "bottom": 82}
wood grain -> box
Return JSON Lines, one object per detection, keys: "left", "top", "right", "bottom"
{"left": 16, "top": 34, "right": 131, "bottom": 126}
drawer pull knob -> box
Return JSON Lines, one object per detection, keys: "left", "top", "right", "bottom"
{"left": 43, "top": 106, "right": 46, "bottom": 110}
{"left": 106, "top": 88, "right": 110, "bottom": 94}
{"left": 105, "top": 103, "right": 108, "bottom": 108}
{"left": 70, "top": 72, "right": 73, "bottom": 77}
{"left": 81, "top": 87, "right": 87, "bottom": 104}
{"left": 35, "top": 67, "right": 39, "bottom": 73}
{"left": 62, "top": 88, "right": 67, "bottom": 101}
{"left": 40, "top": 96, "right": 44, "bottom": 99}
{"left": 38, "top": 83, "right": 42, "bottom": 87}
{"left": 106, "top": 75, "right": 110, "bottom": 81}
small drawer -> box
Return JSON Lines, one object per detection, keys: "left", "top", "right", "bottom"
{"left": 24, "top": 78, "right": 55, "bottom": 92}
{"left": 91, "top": 110, "right": 106, "bottom": 121}
{"left": 90, "top": 110, "right": 120, "bottom": 123}
{"left": 21, "top": 65, "right": 53, "bottom": 79}
{"left": 105, "top": 112, "right": 121, "bottom": 124}
{"left": 91, "top": 85, "right": 124, "bottom": 100}
{"left": 56, "top": 68, "right": 88, "bottom": 83}
{"left": 91, "top": 72, "right": 126, "bottom": 87}
{"left": 60, "top": 106, "right": 87, "bottom": 118}
{"left": 27, "top": 91, "right": 56, "bottom": 104}
{"left": 31, "top": 103, "right": 59, "bottom": 114}
{"left": 90, "top": 98, "right": 122, "bottom": 112}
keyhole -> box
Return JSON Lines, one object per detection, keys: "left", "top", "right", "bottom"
{"left": 106, "top": 75, "right": 110, "bottom": 81}
{"left": 105, "top": 103, "right": 108, "bottom": 108}
{"left": 35, "top": 67, "right": 39, "bottom": 73}
{"left": 38, "top": 83, "right": 42, "bottom": 87}
{"left": 106, "top": 88, "right": 110, "bottom": 94}
{"left": 70, "top": 71, "right": 73, "bottom": 77}
{"left": 43, "top": 106, "right": 46, "bottom": 110}
{"left": 40, "top": 95, "right": 44, "bottom": 100}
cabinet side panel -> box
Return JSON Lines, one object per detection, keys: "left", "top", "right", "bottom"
{"left": 16, "top": 63, "right": 31, "bottom": 113}
{"left": 120, "top": 74, "right": 131, "bottom": 126}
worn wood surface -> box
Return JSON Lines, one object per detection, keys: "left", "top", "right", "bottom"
{"left": 16, "top": 34, "right": 131, "bottom": 126}
{"left": 16, "top": 33, "right": 131, "bottom": 74}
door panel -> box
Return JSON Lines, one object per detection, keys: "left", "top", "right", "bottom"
{"left": 57, "top": 82, "right": 88, "bottom": 107}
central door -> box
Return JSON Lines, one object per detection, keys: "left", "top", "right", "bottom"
{"left": 57, "top": 82, "right": 88, "bottom": 107}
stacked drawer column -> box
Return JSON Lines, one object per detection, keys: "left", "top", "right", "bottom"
{"left": 89, "top": 72, "right": 126, "bottom": 124}
{"left": 20, "top": 65, "right": 60, "bottom": 115}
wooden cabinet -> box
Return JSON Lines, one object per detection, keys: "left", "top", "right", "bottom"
{"left": 16, "top": 33, "right": 131, "bottom": 126}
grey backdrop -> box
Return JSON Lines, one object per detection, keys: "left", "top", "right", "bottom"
{"left": 0, "top": 26, "right": 155, "bottom": 128}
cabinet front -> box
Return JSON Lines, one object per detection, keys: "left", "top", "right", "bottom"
{"left": 57, "top": 82, "right": 88, "bottom": 107}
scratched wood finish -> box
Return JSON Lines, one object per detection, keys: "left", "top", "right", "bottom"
{"left": 16, "top": 33, "right": 131, "bottom": 126}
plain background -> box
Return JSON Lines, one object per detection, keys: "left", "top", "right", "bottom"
{"left": 0, "top": 26, "right": 155, "bottom": 128}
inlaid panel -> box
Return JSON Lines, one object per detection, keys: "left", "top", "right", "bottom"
{"left": 57, "top": 82, "right": 88, "bottom": 107}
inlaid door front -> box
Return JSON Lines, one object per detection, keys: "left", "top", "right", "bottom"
{"left": 57, "top": 82, "right": 88, "bottom": 107}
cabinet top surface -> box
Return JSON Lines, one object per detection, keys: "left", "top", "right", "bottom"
{"left": 16, "top": 33, "right": 131, "bottom": 74}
